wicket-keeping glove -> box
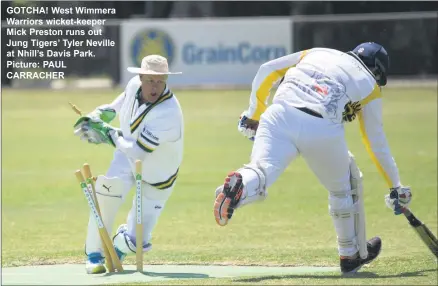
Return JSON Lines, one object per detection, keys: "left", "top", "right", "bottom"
{"left": 385, "top": 186, "right": 412, "bottom": 215}
{"left": 238, "top": 111, "right": 259, "bottom": 141}
{"left": 73, "top": 107, "right": 116, "bottom": 130}
{"left": 86, "top": 120, "right": 121, "bottom": 147}
{"left": 74, "top": 124, "right": 106, "bottom": 144}
{"left": 74, "top": 117, "right": 121, "bottom": 147}
{"left": 73, "top": 106, "right": 118, "bottom": 145}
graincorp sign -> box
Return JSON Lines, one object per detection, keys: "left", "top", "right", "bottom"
{"left": 181, "top": 42, "right": 286, "bottom": 65}
{"left": 121, "top": 18, "right": 292, "bottom": 87}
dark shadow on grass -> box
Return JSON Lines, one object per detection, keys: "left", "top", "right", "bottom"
{"left": 235, "top": 268, "right": 437, "bottom": 282}
{"left": 103, "top": 269, "right": 209, "bottom": 279}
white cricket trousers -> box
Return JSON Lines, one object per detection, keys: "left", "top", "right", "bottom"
{"left": 85, "top": 149, "right": 173, "bottom": 255}
{"left": 240, "top": 102, "right": 357, "bottom": 257}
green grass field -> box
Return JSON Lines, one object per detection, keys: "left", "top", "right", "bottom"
{"left": 2, "top": 87, "right": 437, "bottom": 285}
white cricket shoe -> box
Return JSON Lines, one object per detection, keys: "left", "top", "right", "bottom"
{"left": 85, "top": 252, "right": 106, "bottom": 274}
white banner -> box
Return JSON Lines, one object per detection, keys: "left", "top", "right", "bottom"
{"left": 120, "top": 17, "right": 292, "bottom": 87}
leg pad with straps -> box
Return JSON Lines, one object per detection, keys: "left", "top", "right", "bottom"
{"left": 329, "top": 152, "right": 368, "bottom": 259}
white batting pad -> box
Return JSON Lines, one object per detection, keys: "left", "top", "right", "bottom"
{"left": 85, "top": 176, "right": 125, "bottom": 255}
{"left": 349, "top": 152, "right": 368, "bottom": 259}
{"left": 328, "top": 152, "right": 367, "bottom": 259}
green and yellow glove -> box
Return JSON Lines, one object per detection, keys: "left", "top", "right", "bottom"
{"left": 86, "top": 120, "right": 122, "bottom": 147}
{"left": 73, "top": 107, "right": 116, "bottom": 129}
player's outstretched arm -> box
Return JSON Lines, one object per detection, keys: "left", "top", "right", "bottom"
{"left": 358, "top": 97, "right": 412, "bottom": 215}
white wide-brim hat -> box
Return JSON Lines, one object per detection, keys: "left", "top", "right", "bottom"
{"left": 127, "top": 54, "right": 182, "bottom": 75}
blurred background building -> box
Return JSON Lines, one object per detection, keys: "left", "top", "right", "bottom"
{"left": 1, "top": 1, "right": 437, "bottom": 88}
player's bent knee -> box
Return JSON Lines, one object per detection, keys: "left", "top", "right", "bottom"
{"left": 94, "top": 175, "right": 125, "bottom": 216}
{"left": 95, "top": 175, "right": 125, "bottom": 197}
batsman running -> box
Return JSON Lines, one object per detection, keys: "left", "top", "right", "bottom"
{"left": 213, "top": 42, "right": 413, "bottom": 274}
{"left": 73, "top": 55, "right": 184, "bottom": 274}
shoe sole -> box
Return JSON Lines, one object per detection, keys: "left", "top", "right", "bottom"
{"left": 86, "top": 265, "right": 106, "bottom": 274}
{"left": 214, "top": 172, "right": 243, "bottom": 226}
{"left": 214, "top": 193, "right": 230, "bottom": 226}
